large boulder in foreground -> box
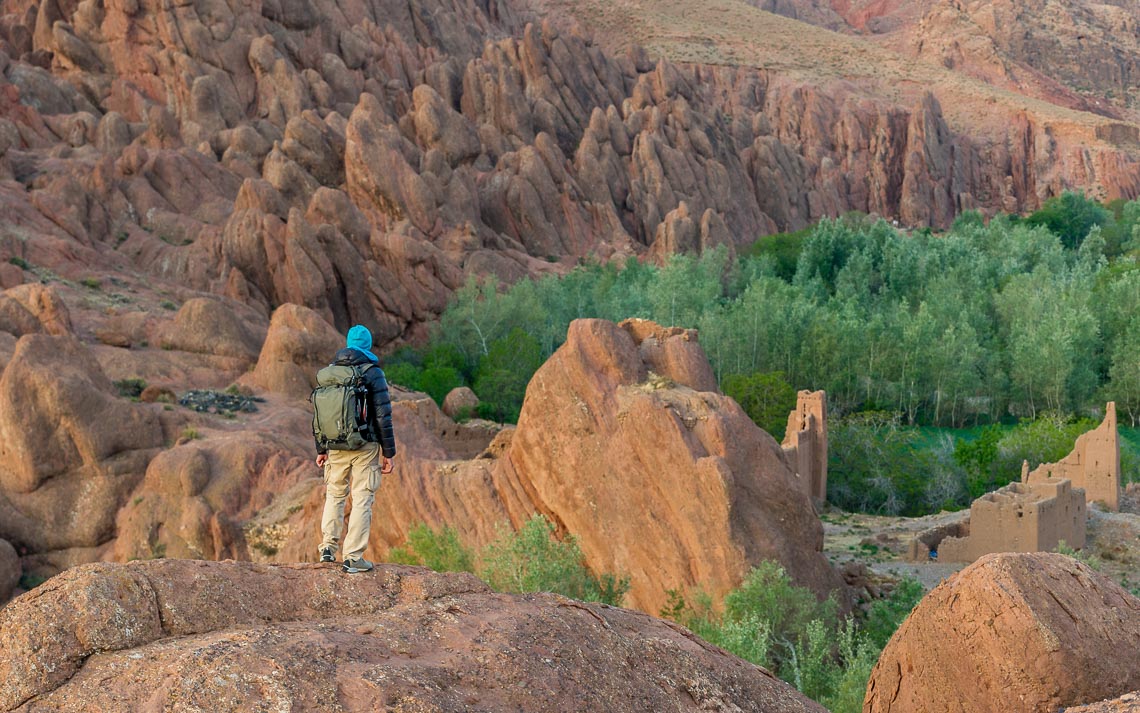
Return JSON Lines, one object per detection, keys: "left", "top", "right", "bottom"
{"left": 0, "top": 560, "right": 825, "bottom": 712}
{"left": 865, "top": 553, "right": 1140, "bottom": 713}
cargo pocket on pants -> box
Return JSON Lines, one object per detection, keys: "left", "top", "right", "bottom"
{"left": 367, "top": 465, "right": 381, "bottom": 492}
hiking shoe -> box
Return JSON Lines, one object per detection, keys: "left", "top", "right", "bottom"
{"left": 319, "top": 547, "right": 335, "bottom": 563}
{"left": 342, "top": 558, "right": 374, "bottom": 574}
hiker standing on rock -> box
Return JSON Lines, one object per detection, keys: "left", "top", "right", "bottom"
{"left": 312, "top": 325, "right": 396, "bottom": 573}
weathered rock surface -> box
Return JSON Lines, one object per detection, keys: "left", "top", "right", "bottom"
{"left": 0, "top": 559, "right": 826, "bottom": 713}
{"left": 865, "top": 552, "right": 1140, "bottom": 713}
{"left": 1064, "top": 692, "right": 1140, "bottom": 712}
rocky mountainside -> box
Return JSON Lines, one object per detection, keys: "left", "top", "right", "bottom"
{"left": 0, "top": 559, "right": 828, "bottom": 712}
{"left": 753, "top": 0, "right": 1140, "bottom": 123}
{"left": 0, "top": 0, "right": 1137, "bottom": 361}
{"left": 865, "top": 552, "right": 1140, "bottom": 713}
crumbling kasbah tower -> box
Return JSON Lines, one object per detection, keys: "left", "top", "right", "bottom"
{"left": 782, "top": 391, "right": 827, "bottom": 503}
{"left": 1024, "top": 402, "right": 1122, "bottom": 511}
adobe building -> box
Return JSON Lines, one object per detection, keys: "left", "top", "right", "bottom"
{"left": 1024, "top": 402, "right": 1121, "bottom": 511}
{"left": 782, "top": 390, "right": 827, "bottom": 503}
{"left": 907, "top": 479, "right": 1087, "bottom": 563}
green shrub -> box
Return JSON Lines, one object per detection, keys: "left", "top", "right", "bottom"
{"left": 8, "top": 257, "right": 30, "bottom": 270}
{"left": 383, "top": 362, "right": 423, "bottom": 391}
{"left": 722, "top": 371, "right": 796, "bottom": 439}
{"left": 820, "top": 619, "right": 883, "bottom": 713}
{"left": 114, "top": 378, "right": 148, "bottom": 399}
{"left": 1025, "top": 191, "right": 1111, "bottom": 250}
{"left": 80, "top": 277, "right": 102, "bottom": 290}
{"left": 662, "top": 563, "right": 924, "bottom": 713}
{"left": 829, "top": 412, "right": 967, "bottom": 515}
{"left": 388, "top": 523, "right": 474, "bottom": 573}
{"left": 479, "top": 514, "right": 629, "bottom": 605}
{"left": 419, "top": 366, "right": 463, "bottom": 406}
{"left": 861, "top": 577, "right": 924, "bottom": 649}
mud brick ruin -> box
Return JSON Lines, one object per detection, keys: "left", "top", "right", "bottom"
{"left": 908, "top": 403, "right": 1120, "bottom": 563}
{"left": 1024, "top": 402, "right": 1122, "bottom": 511}
{"left": 782, "top": 390, "right": 828, "bottom": 503}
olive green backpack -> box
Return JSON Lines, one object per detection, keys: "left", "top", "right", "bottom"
{"left": 311, "top": 363, "right": 373, "bottom": 451}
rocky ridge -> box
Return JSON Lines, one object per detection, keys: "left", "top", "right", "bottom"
{"left": 0, "top": 0, "right": 1137, "bottom": 369}
{"left": 0, "top": 558, "right": 828, "bottom": 712}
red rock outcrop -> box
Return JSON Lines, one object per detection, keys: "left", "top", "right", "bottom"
{"left": 442, "top": 385, "right": 479, "bottom": 418}
{"left": 864, "top": 552, "right": 1140, "bottom": 713}
{"left": 0, "top": 335, "right": 164, "bottom": 570}
{"left": 0, "top": 559, "right": 826, "bottom": 713}
{"left": 109, "top": 424, "right": 314, "bottom": 564}
{"left": 247, "top": 303, "right": 343, "bottom": 400}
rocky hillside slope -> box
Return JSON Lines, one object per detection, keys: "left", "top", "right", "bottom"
{"left": 0, "top": 559, "right": 827, "bottom": 712}
{"left": 752, "top": 0, "right": 1140, "bottom": 123}
{"left": 1, "top": 0, "right": 1138, "bottom": 363}
{"left": 865, "top": 552, "right": 1140, "bottom": 713}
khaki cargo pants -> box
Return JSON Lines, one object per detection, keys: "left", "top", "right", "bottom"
{"left": 319, "top": 442, "right": 381, "bottom": 561}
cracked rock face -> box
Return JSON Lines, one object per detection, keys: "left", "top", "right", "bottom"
{"left": 0, "top": 559, "right": 826, "bottom": 712}
{"left": 865, "top": 552, "right": 1140, "bottom": 713}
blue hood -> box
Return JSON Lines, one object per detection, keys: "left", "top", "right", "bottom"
{"left": 345, "top": 325, "right": 379, "bottom": 363}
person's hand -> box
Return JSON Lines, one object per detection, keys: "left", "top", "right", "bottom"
{"left": 315, "top": 453, "right": 328, "bottom": 468}
{"left": 381, "top": 456, "right": 394, "bottom": 474}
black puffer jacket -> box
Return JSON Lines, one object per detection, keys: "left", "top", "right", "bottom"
{"left": 315, "top": 347, "right": 397, "bottom": 457}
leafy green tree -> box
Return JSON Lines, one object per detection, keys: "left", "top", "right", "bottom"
{"left": 473, "top": 327, "right": 544, "bottom": 423}
{"left": 1025, "top": 191, "right": 1112, "bottom": 249}
{"left": 747, "top": 227, "right": 812, "bottom": 282}
{"left": 722, "top": 371, "right": 797, "bottom": 439}
{"left": 1106, "top": 320, "right": 1140, "bottom": 426}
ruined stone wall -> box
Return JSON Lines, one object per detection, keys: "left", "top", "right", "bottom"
{"left": 914, "top": 480, "right": 1086, "bottom": 562}
{"left": 1026, "top": 402, "right": 1121, "bottom": 510}
{"left": 781, "top": 390, "right": 828, "bottom": 502}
